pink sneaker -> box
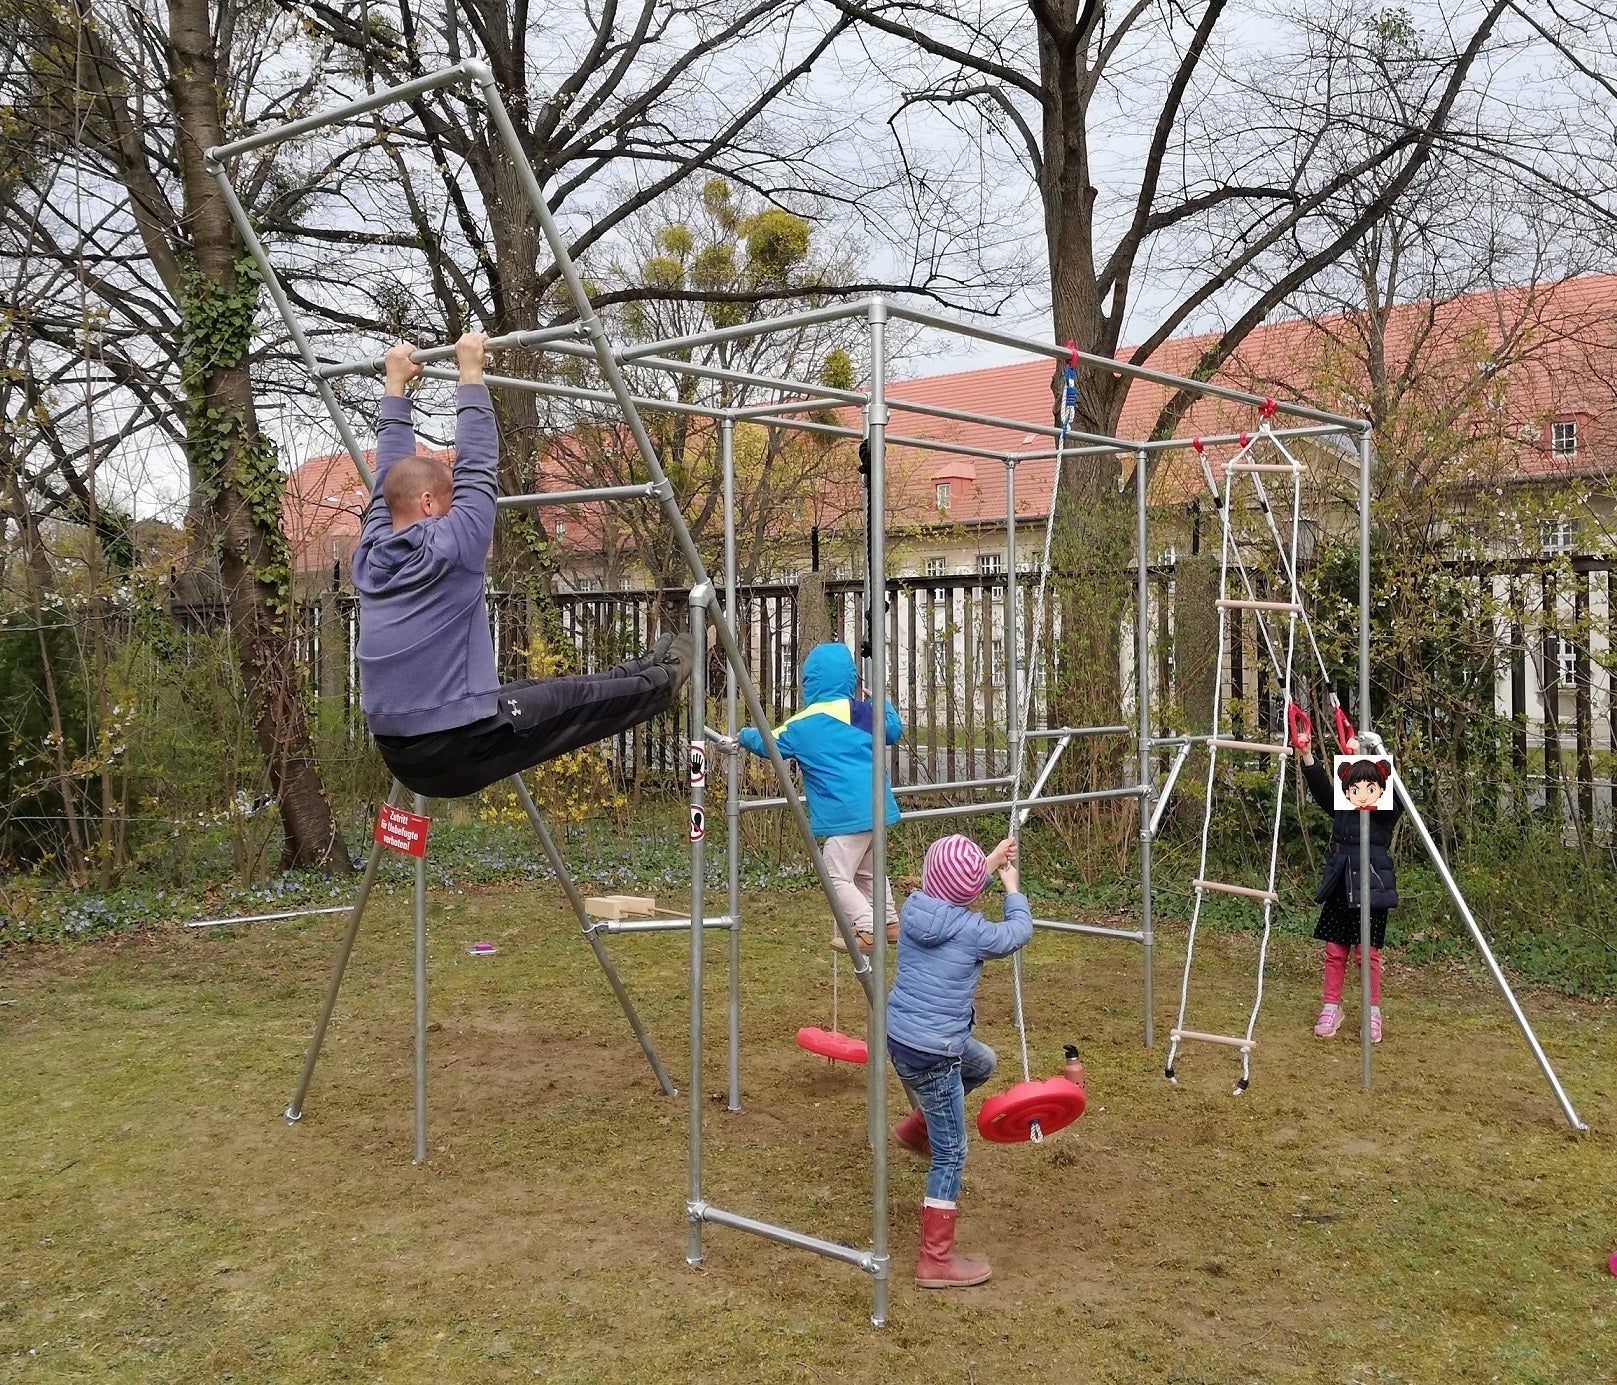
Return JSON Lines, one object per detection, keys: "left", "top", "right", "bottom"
{"left": 1371, "top": 1006, "right": 1382, "bottom": 1044}
{"left": 1313, "top": 1003, "right": 1344, "bottom": 1038}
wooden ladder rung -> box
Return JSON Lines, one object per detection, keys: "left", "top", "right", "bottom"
{"left": 1193, "top": 878, "right": 1280, "bottom": 905}
{"left": 1215, "top": 598, "right": 1304, "bottom": 614}
{"left": 1171, "top": 1028, "right": 1257, "bottom": 1052}
{"left": 583, "top": 894, "right": 657, "bottom": 920}
{"left": 1226, "top": 461, "right": 1297, "bottom": 473}
{"left": 1208, "top": 737, "right": 1290, "bottom": 756}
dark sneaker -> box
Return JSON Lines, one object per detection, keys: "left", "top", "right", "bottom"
{"left": 646, "top": 631, "right": 674, "bottom": 663}
{"left": 660, "top": 631, "right": 694, "bottom": 692}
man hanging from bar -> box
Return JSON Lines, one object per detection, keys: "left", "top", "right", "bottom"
{"left": 352, "top": 334, "right": 691, "bottom": 798}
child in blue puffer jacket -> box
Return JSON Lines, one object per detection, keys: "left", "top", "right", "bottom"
{"left": 887, "top": 832, "right": 1030, "bottom": 1289}
{"left": 739, "top": 642, "right": 903, "bottom": 950}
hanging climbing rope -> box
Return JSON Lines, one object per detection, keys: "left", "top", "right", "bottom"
{"left": 974, "top": 342, "right": 1088, "bottom": 1145}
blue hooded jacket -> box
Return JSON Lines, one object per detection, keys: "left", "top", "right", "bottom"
{"left": 738, "top": 642, "right": 902, "bottom": 837}
{"left": 886, "top": 888, "right": 1034, "bottom": 1058}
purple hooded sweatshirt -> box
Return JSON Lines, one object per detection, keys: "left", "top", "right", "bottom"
{"left": 351, "top": 386, "right": 500, "bottom": 737}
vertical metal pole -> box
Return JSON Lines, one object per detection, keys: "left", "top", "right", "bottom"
{"left": 412, "top": 792, "right": 429, "bottom": 1165}
{"left": 285, "top": 781, "right": 403, "bottom": 1123}
{"left": 687, "top": 585, "right": 710, "bottom": 1265}
{"left": 1136, "top": 449, "right": 1156, "bottom": 1048}
{"left": 722, "top": 417, "right": 742, "bottom": 1113}
{"left": 867, "top": 300, "right": 892, "bottom": 1328}
{"left": 1358, "top": 429, "right": 1374, "bottom": 1087}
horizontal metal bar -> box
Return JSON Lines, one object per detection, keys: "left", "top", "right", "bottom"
{"left": 887, "top": 394, "right": 1128, "bottom": 452}
{"left": 730, "top": 396, "right": 857, "bottom": 421}
{"left": 1030, "top": 918, "right": 1146, "bottom": 942}
{"left": 1151, "top": 733, "right": 1216, "bottom": 748}
{"left": 899, "top": 784, "right": 1146, "bottom": 822}
{"left": 316, "top": 323, "right": 592, "bottom": 380}
{"left": 896, "top": 774, "right": 1015, "bottom": 798}
{"left": 744, "top": 411, "right": 1016, "bottom": 464}
{"left": 688, "top": 1201, "right": 879, "bottom": 1274}
{"left": 1007, "top": 421, "right": 1355, "bottom": 463}
{"left": 619, "top": 301, "right": 871, "bottom": 361}
{"left": 185, "top": 904, "right": 351, "bottom": 930}
{"left": 419, "top": 368, "right": 722, "bottom": 421}
{"left": 1024, "top": 724, "right": 1131, "bottom": 740}
{"left": 883, "top": 303, "right": 1367, "bottom": 432}
{"left": 497, "top": 483, "right": 660, "bottom": 509}
{"left": 742, "top": 774, "right": 1016, "bottom": 814}
{"left": 206, "top": 63, "right": 476, "bottom": 162}
{"left": 1170, "top": 1027, "right": 1257, "bottom": 1052}
{"left": 589, "top": 916, "right": 735, "bottom": 935}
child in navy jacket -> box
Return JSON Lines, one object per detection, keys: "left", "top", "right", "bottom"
{"left": 886, "top": 832, "right": 1030, "bottom": 1289}
{"left": 739, "top": 642, "right": 903, "bottom": 949}
{"left": 1295, "top": 726, "right": 1401, "bottom": 1042}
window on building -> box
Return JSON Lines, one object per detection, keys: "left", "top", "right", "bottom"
{"left": 1557, "top": 636, "right": 1578, "bottom": 688}
{"left": 833, "top": 563, "right": 852, "bottom": 581}
{"left": 618, "top": 575, "right": 637, "bottom": 592}
{"left": 778, "top": 568, "right": 799, "bottom": 585}
{"left": 574, "top": 576, "right": 602, "bottom": 593}
{"left": 934, "top": 482, "right": 951, "bottom": 511}
{"left": 1550, "top": 419, "right": 1578, "bottom": 457}
{"left": 931, "top": 641, "right": 949, "bottom": 682}
{"left": 1543, "top": 516, "right": 1575, "bottom": 555}
{"left": 924, "top": 556, "right": 947, "bottom": 578}
{"left": 990, "top": 637, "right": 1005, "bottom": 687}
{"left": 977, "top": 552, "right": 1004, "bottom": 575}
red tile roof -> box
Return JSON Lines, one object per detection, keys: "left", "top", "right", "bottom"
{"left": 285, "top": 273, "right": 1617, "bottom": 570}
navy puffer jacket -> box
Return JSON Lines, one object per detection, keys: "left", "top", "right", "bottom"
{"left": 1302, "top": 756, "right": 1401, "bottom": 909}
{"left": 886, "top": 888, "right": 1034, "bottom": 1058}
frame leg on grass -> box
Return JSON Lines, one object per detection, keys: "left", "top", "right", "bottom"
{"left": 285, "top": 780, "right": 402, "bottom": 1126}
{"left": 508, "top": 774, "right": 678, "bottom": 1098}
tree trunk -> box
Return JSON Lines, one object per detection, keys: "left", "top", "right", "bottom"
{"left": 167, "top": 0, "right": 350, "bottom": 872}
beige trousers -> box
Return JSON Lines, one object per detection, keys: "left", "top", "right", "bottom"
{"left": 821, "top": 831, "right": 900, "bottom": 935}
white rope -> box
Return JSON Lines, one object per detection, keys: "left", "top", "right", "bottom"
{"left": 1168, "top": 426, "right": 1305, "bottom": 1091}
{"left": 1003, "top": 358, "right": 1075, "bottom": 1090}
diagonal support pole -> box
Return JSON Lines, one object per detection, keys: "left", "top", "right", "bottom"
{"left": 285, "top": 781, "right": 404, "bottom": 1126}
{"left": 507, "top": 774, "right": 677, "bottom": 1098}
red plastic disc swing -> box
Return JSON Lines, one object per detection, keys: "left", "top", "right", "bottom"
{"left": 976, "top": 1076, "right": 1086, "bottom": 1144}
{"left": 795, "top": 1026, "right": 868, "bottom": 1064}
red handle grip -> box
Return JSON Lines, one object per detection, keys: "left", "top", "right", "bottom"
{"left": 1287, "top": 702, "right": 1312, "bottom": 751}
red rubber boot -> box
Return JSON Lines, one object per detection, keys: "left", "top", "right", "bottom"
{"left": 914, "top": 1202, "right": 991, "bottom": 1288}
{"left": 892, "top": 1106, "right": 931, "bottom": 1157}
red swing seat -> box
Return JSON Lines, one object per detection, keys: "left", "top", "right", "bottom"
{"left": 795, "top": 1026, "right": 868, "bottom": 1064}
{"left": 976, "top": 1076, "right": 1086, "bottom": 1143}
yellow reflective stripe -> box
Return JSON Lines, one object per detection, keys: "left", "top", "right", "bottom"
{"left": 774, "top": 698, "right": 851, "bottom": 738}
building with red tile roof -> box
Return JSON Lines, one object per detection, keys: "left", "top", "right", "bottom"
{"left": 285, "top": 272, "right": 1617, "bottom": 588}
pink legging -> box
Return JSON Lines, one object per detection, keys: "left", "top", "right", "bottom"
{"left": 1322, "top": 941, "right": 1381, "bottom": 1005}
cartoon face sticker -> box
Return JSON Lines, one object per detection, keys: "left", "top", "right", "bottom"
{"left": 1335, "top": 757, "right": 1392, "bottom": 811}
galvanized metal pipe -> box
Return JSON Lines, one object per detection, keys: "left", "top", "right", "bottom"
{"left": 411, "top": 792, "right": 429, "bottom": 1165}
{"left": 722, "top": 417, "right": 742, "bottom": 1113}
{"left": 1136, "top": 448, "right": 1156, "bottom": 1046}
{"left": 688, "top": 1201, "right": 882, "bottom": 1274}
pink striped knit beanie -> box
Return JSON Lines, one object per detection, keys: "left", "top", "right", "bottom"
{"left": 922, "top": 834, "right": 989, "bottom": 905}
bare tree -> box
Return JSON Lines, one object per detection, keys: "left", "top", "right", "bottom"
{"left": 1, "top": 0, "right": 353, "bottom": 870}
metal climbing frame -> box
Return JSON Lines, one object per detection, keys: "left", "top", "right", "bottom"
{"left": 207, "top": 57, "right": 1586, "bottom": 1329}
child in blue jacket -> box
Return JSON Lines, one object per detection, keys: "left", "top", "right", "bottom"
{"left": 739, "top": 642, "right": 903, "bottom": 949}
{"left": 887, "top": 832, "right": 1030, "bottom": 1289}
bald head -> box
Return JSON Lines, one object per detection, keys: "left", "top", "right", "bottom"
{"left": 383, "top": 454, "right": 453, "bottom": 530}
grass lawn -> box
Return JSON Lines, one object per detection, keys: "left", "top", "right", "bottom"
{"left": 2, "top": 883, "right": 1614, "bottom": 1383}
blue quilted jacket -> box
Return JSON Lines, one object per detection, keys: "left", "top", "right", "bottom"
{"left": 738, "top": 642, "right": 902, "bottom": 836}
{"left": 886, "top": 888, "right": 1033, "bottom": 1058}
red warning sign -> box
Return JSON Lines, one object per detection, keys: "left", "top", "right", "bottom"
{"left": 374, "top": 803, "right": 431, "bottom": 858}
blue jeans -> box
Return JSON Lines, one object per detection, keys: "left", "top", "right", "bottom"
{"left": 888, "top": 1038, "right": 997, "bottom": 1202}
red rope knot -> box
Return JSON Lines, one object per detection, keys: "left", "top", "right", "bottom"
{"left": 1259, "top": 397, "right": 1278, "bottom": 421}
{"left": 1191, "top": 437, "right": 1204, "bottom": 454}
{"left": 1238, "top": 431, "right": 1250, "bottom": 448}
{"left": 1064, "top": 338, "right": 1078, "bottom": 368}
